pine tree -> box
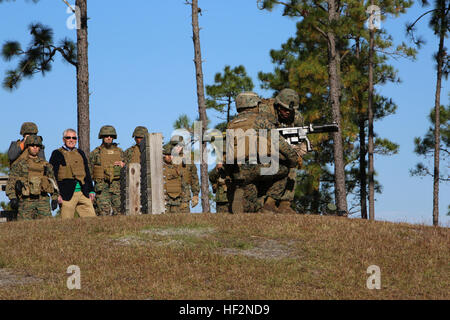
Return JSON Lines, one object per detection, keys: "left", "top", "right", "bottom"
{"left": 407, "top": 0, "right": 449, "bottom": 226}
{"left": 186, "top": 0, "right": 210, "bottom": 213}
{"left": 206, "top": 65, "right": 254, "bottom": 123}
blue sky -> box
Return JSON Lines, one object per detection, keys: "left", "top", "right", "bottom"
{"left": 0, "top": 1, "right": 448, "bottom": 226}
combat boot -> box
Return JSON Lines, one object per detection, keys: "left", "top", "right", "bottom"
{"left": 277, "top": 201, "right": 297, "bottom": 214}
{"left": 231, "top": 187, "right": 244, "bottom": 213}
{"left": 261, "top": 197, "right": 278, "bottom": 213}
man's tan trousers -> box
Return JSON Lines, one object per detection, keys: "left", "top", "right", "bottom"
{"left": 61, "top": 192, "right": 96, "bottom": 219}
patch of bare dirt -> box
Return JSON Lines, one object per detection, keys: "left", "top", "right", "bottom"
{"left": 140, "top": 227, "right": 216, "bottom": 237}
{"left": 219, "top": 239, "right": 298, "bottom": 260}
{"left": 0, "top": 269, "right": 42, "bottom": 287}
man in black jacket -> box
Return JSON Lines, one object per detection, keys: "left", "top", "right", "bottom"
{"left": 49, "top": 128, "right": 96, "bottom": 219}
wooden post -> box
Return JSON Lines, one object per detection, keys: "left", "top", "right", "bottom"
{"left": 124, "top": 163, "right": 141, "bottom": 215}
{"left": 141, "top": 133, "right": 165, "bottom": 214}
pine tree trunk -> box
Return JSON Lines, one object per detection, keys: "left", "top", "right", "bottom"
{"left": 432, "top": 14, "right": 444, "bottom": 226}
{"left": 76, "top": 0, "right": 90, "bottom": 154}
{"left": 355, "top": 39, "right": 367, "bottom": 219}
{"left": 191, "top": 0, "right": 211, "bottom": 213}
{"left": 368, "top": 13, "right": 375, "bottom": 220}
{"left": 359, "top": 117, "right": 368, "bottom": 219}
{"left": 327, "top": 0, "right": 348, "bottom": 216}
{"left": 227, "top": 96, "right": 231, "bottom": 124}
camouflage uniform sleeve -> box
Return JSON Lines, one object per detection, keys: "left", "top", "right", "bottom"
{"left": 123, "top": 147, "right": 131, "bottom": 165}
{"left": 120, "top": 147, "right": 125, "bottom": 162}
{"left": 5, "top": 161, "right": 24, "bottom": 200}
{"left": 88, "top": 149, "right": 97, "bottom": 177}
{"left": 293, "top": 110, "right": 304, "bottom": 127}
{"left": 190, "top": 164, "right": 199, "bottom": 196}
{"left": 256, "top": 113, "right": 298, "bottom": 167}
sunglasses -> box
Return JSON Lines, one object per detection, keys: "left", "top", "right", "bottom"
{"left": 64, "top": 136, "right": 78, "bottom": 140}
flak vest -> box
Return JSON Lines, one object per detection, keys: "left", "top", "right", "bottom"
{"left": 57, "top": 148, "right": 86, "bottom": 184}
{"left": 181, "top": 161, "right": 192, "bottom": 186}
{"left": 93, "top": 146, "right": 122, "bottom": 182}
{"left": 164, "top": 164, "right": 182, "bottom": 199}
{"left": 22, "top": 157, "right": 54, "bottom": 196}
{"left": 130, "top": 145, "right": 141, "bottom": 164}
{"left": 226, "top": 112, "right": 272, "bottom": 161}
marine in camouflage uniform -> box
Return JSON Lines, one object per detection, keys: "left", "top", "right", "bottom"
{"left": 169, "top": 135, "right": 199, "bottom": 213}
{"left": 89, "top": 125, "right": 125, "bottom": 216}
{"left": 162, "top": 143, "right": 184, "bottom": 213}
{"left": 226, "top": 92, "right": 298, "bottom": 213}
{"left": 209, "top": 164, "right": 231, "bottom": 213}
{"left": 124, "top": 126, "right": 148, "bottom": 165}
{"left": 259, "top": 89, "right": 306, "bottom": 214}
{"left": 6, "top": 135, "right": 58, "bottom": 220}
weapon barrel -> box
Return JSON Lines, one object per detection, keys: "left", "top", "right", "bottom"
{"left": 311, "top": 123, "right": 339, "bottom": 133}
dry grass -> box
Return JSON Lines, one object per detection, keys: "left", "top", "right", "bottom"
{"left": 0, "top": 213, "right": 448, "bottom": 299}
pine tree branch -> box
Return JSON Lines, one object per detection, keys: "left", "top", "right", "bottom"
{"left": 54, "top": 47, "right": 77, "bottom": 67}
{"left": 270, "top": 0, "right": 329, "bottom": 40}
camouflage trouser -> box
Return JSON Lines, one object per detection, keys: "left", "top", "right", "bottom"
{"left": 18, "top": 196, "right": 52, "bottom": 220}
{"left": 280, "top": 167, "right": 297, "bottom": 202}
{"left": 180, "top": 202, "right": 191, "bottom": 213}
{"left": 215, "top": 202, "right": 229, "bottom": 213}
{"left": 258, "top": 163, "right": 291, "bottom": 202}
{"left": 165, "top": 204, "right": 183, "bottom": 213}
{"left": 94, "top": 180, "right": 121, "bottom": 216}
{"left": 165, "top": 196, "right": 183, "bottom": 213}
{"left": 228, "top": 164, "right": 266, "bottom": 213}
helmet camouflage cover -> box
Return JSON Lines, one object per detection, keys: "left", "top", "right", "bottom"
{"left": 235, "top": 92, "right": 260, "bottom": 111}
{"left": 132, "top": 126, "right": 148, "bottom": 138}
{"left": 275, "top": 88, "right": 299, "bottom": 110}
{"left": 24, "top": 135, "right": 43, "bottom": 148}
{"left": 98, "top": 125, "right": 117, "bottom": 139}
{"left": 20, "top": 122, "right": 38, "bottom": 136}
{"left": 162, "top": 143, "right": 173, "bottom": 155}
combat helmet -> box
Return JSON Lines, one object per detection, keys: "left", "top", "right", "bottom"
{"left": 24, "top": 135, "right": 43, "bottom": 148}
{"left": 235, "top": 92, "right": 260, "bottom": 111}
{"left": 20, "top": 122, "right": 38, "bottom": 136}
{"left": 162, "top": 143, "right": 173, "bottom": 155}
{"left": 275, "top": 88, "right": 299, "bottom": 110}
{"left": 132, "top": 126, "right": 148, "bottom": 138}
{"left": 98, "top": 125, "right": 117, "bottom": 139}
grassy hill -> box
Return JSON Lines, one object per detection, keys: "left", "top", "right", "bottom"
{"left": 0, "top": 213, "right": 448, "bottom": 299}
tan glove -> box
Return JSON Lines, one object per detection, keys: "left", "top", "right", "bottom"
{"left": 293, "top": 142, "right": 307, "bottom": 168}
{"left": 296, "top": 156, "right": 303, "bottom": 168}
{"left": 191, "top": 195, "right": 199, "bottom": 207}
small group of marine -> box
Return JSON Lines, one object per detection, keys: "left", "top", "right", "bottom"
{"left": 4, "top": 124, "right": 199, "bottom": 220}
{"left": 4, "top": 88, "right": 306, "bottom": 219}
{"left": 168, "top": 89, "right": 307, "bottom": 214}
